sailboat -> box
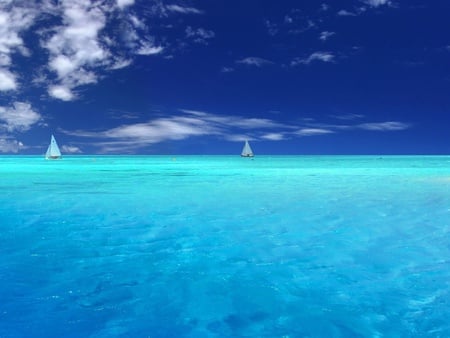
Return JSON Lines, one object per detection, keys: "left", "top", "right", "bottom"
{"left": 241, "top": 140, "right": 254, "bottom": 157}
{"left": 45, "top": 134, "right": 62, "bottom": 160}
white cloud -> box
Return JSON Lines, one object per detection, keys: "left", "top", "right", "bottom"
{"left": 319, "top": 31, "right": 335, "bottom": 41}
{"left": 117, "top": 14, "right": 164, "bottom": 58}
{"left": 109, "top": 58, "right": 132, "bottom": 70}
{"left": 303, "top": 119, "right": 411, "bottom": 133}
{"left": 337, "top": 9, "right": 357, "bottom": 16}
{"left": 49, "top": 54, "right": 77, "bottom": 78}
{"left": 0, "top": 102, "right": 41, "bottom": 132}
{"left": 0, "top": 1, "right": 211, "bottom": 100}
{"left": 236, "top": 57, "right": 272, "bottom": 67}
{"left": 48, "top": 85, "right": 74, "bottom": 101}
{"left": 231, "top": 118, "right": 286, "bottom": 129}
{"left": 357, "top": 121, "right": 410, "bottom": 131}
{"left": 116, "top": 0, "right": 135, "bottom": 9}
{"left": 63, "top": 109, "right": 411, "bottom": 153}
{"left": 224, "top": 134, "right": 255, "bottom": 142}
{"left": 136, "top": 43, "right": 164, "bottom": 56}
{"left": 0, "top": 137, "right": 23, "bottom": 153}
{"left": 0, "top": 2, "right": 38, "bottom": 91}
{"left": 61, "top": 145, "right": 82, "bottom": 153}
{"left": 129, "top": 15, "right": 145, "bottom": 29}
{"left": 40, "top": 0, "right": 164, "bottom": 100}
{"left": 0, "top": 5, "right": 36, "bottom": 54}
{"left": 179, "top": 109, "right": 207, "bottom": 116}
{"left": 291, "top": 52, "right": 335, "bottom": 66}
{"left": 363, "top": 0, "right": 391, "bottom": 7}
{"left": 110, "top": 118, "right": 213, "bottom": 139}
{"left": 338, "top": 1, "right": 392, "bottom": 17}
{"left": 166, "top": 5, "right": 203, "bottom": 15}
{"left": 64, "top": 110, "right": 296, "bottom": 152}
{"left": 0, "top": 68, "right": 16, "bottom": 90}
{"left": 261, "top": 133, "right": 286, "bottom": 141}
{"left": 43, "top": 0, "right": 109, "bottom": 100}
{"left": 296, "top": 128, "right": 334, "bottom": 136}
{"left": 179, "top": 110, "right": 288, "bottom": 129}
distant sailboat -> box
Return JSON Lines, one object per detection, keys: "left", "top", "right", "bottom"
{"left": 45, "top": 135, "right": 62, "bottom": 160}
{"left": 241, "top": 140, "right": 254, "bottom": 157}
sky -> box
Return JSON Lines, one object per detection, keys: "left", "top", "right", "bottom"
{"left": 0, "top": 0, "right": 449, "bottom": 155}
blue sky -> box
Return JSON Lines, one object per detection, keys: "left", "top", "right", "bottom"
{"left": 0, "top": 0, "right": 449, "bottom": 155}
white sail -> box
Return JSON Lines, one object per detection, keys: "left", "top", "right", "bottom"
{"left": 241, "top": 140, "right": 254, "bottom": 157}
{"left": 45, "top": 135, "right": 62, "bottom": 159}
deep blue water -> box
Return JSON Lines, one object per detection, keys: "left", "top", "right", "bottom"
{"left": 1, "top": 156, "right": 450, "bottom": 337}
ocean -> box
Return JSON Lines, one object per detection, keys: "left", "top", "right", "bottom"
{"left": 1, "top": 155, "right": 449, "bottom": 337}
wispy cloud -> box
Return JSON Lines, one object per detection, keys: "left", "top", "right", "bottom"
{"left": 288, "top": 20, "right": 316, "bottom": 35}
{"left": 166, "top": 4, "right": 203, "bottom": 15}
{"left": 265, "top": 8, "right": 317, "bottom": 36}
{"left": 224, "top": 134, "right": 255, "bottom": 142}
{"left": 338, "top": 0, "right": 393, "bottom": 17}
{"left": 136, "top": 43, "right": 164, "bottom": 56}
{"left": 62, "top": 109, "right": 411, "bottom": 153}
{"left": 109, "top": 58, "right": 132, "bottom": 70}
{"left": 296, "top": 128, "right": 334, "bottom": 136}
{"left": 337, "top": 9, "right": 357, "bottom": 16}
{"left": 64, "top": 115, "right": 218, "bottom": 153}
{"left": 186, "top": 26, "right": 215, "bottom": 44}
{"left": 291, "top": 52, "right": 335, "bottom": 66}
{"left": 330, "top": 113, "right": 365, "bottom": 120}
{"left": 221, "top": 67, "right": 234, "bottom": 73}
{"left": 63, "top": 109, "right": 294, "bottom": 152}
{"left": 357, "top": 121, "right": 410, "bottom": 131}
{"left": 319, "top": 31, "right": 335, "bottom": 41}
{"left": 261, "top": 133, "right": 286, "bottom": 141}
{"left": 61, "top": 145, "right": 82, "bottom": 153}
{"left": 236, "top": 57, "right": 272, "bottom": 67}
{"left": 362, "top": 0, "right": 391, "bottom": 7}
{"left": 303, "top": 120, "right": 410, "bottom": 132}
{"left": 284, "top": 15, "right": 294, "bottom": 24}
{"left": 264, "top": 20, "right": 278, "bottom": 36}
{"left": 117, "top": 10, "right": 164, "bottom": 58}
{"left": 179, "top": 109, "right": 288, "bottom": 129}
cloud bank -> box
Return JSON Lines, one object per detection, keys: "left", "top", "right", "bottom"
{"left": 63, "top": 109, "right": 411, "bottom": 153}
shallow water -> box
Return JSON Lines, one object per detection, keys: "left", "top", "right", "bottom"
{"left": 1, "top": 155, "right": 450, "bottom": 337}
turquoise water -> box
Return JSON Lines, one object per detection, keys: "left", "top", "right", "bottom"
{"left": 1, "top": 155, "right": 450, "bottom": 337}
